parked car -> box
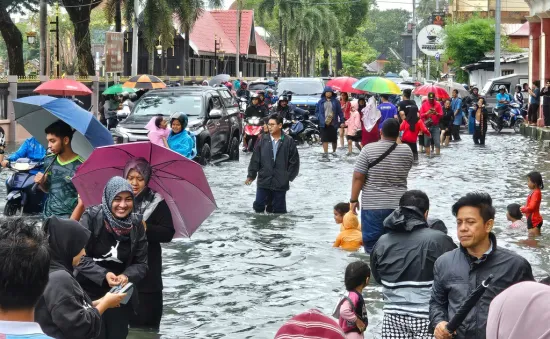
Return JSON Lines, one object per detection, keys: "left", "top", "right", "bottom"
{"left": 275, "top": 78, "right": 325, "bottom": 115}
{"left": 111, "top": 86, "right": 242, "bottom": 165}
{"left": 480, "top": 73, "right": 528, "bottom": 111}
{"left": 248, "top": 80, "right": 275, "bottom": 93}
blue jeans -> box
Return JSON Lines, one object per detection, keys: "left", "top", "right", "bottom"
{"left": 253, "top": 187, "right": 287, "bottom": 213}
{"left": 361, "top": 209, "right": 394, "bottom": 253}
{"left": 468, "top": 108, "right": 476, "bottom": 135}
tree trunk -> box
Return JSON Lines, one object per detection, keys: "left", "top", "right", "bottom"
{"left": 336, "top": 46, "right": 343, "bottom": 77}
{"left": 184, "top": 26, "right": 190, "bottom": 77}
{"left": 306, "top": 43, "right": 310, "bottom": 77}
{"left": 148, "top": 50, "right": 154, "bottom": 74}
{"left": 40, "top": 0, "right": 47, "bottom": 75}
{"left": 115, "top": 0, "right": 122, "bottom": 32}
{"left": 0, "top": 6, "right": 25, "bottom": 76}
{"left": 66, "top": 7, "right": 95, "bottom": 75}
{"left": 321, "top": 47, "right": 329, "bottom": 77}
{"left": 283, "top": 26, "right": 288, "bottom": 77}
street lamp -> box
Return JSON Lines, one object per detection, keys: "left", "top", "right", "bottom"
{"left": 26, "top": 31, "right": 37, "bottom": 45}
{"left": 156, "top": 44, "right": 163, "bottom": 57}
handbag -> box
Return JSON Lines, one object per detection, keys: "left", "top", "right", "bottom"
{"left": 424, "top": 117, "right": 434, "bottom": 128}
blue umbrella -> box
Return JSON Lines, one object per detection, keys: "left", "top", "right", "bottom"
{"left": 13, "top": 96, "right": 113, "bottom": 159}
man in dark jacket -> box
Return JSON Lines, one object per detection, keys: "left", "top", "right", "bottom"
{"left": 371, "top": 190, "right": 456, "bottom": 339}
{"left": 315, "top": 86, "right": 345, "bottom": 160}
{"left": 462, "top": 86, "right": 480, "bottom": 135}
{"left": 245, "top": 93, "right": 268, "bottom": 119}
{"left": 246, "top": 114, "right": 300, "bottom": 214}
{"left": 430, "top": 192, "right": 534, "bottom": 339}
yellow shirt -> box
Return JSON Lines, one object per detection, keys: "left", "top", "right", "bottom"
{"left": 333, "top": 229, "right": 363, "bottom": 251}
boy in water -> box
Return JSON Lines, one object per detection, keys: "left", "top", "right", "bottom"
{"left": 34, "top": 120, "right": 85, "bottom": 220}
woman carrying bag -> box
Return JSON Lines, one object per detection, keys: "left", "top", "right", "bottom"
{"left": 76, "top": 176, "right": 148, "bottom": 339}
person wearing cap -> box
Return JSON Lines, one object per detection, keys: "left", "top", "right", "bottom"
{"left": 167, "top": 112, "right": 196, "bottom": 159}
{"left": 419, "top": 92, "right": 443, "bottom": 157}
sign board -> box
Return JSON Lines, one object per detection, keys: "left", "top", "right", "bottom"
{"left": 105, "top": 32, "right": 124, "bottom": 73}
{"left": 417, "top": 25, "right": 445, "bottom": 57}
{"left": 432, "top": 11, "right": 445, "bottom": 26}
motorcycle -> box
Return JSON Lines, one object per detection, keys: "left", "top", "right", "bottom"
{"left": 238, "top": 97, "right": 248, "bottom": 113}
{"left": 490, "top": 103, "right": 524, "bottom": 133}
{"left": 243, "top": 116, "right": 264, "bottom": 152}
{"left": 282, "top": 114, "right": 321, "bottom": 145}
{"left": 3, "top": 158, "right": 45, "bottom": 216}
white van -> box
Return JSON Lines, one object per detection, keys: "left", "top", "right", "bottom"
{"left": 480, "top": 74, "right": 528, "bottom": 110}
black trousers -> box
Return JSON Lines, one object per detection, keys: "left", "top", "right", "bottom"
{"left": 403, "top": 142, "right": 418, "bottom": 161}
{"left": 473, "top": 126, "right": 486, "bottom": 145}
{"left": 253, "top": 187, "right": 287, "bottom": 213}
{"left": 543, "top": 105, "right": 550, "bottom": 126}
{"left": 97, "top": 304, "right": 131, "bottom": 339}
{"left": 528, "top": 104, "right": 539, "bottom": 123}
{"left": 107, "top": 117, "right": 118, "bottom": 130}
{"left": 129, "top": 291, "right": 163, "bottom": 330}
{"left": 451, "top": 125, "right": 461, "bottom": 140}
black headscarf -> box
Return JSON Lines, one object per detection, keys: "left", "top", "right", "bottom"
{"left": 43, "top": 216, "right": 91, "bottom": 273}
{"left": 406, "top": 104, "right": 419, "bottom": 132}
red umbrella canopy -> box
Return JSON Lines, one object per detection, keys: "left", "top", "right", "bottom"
{"left": 326, "top": 77, "right": 365, "bottom": 94}
{"left": 413, "top": 84, "right": 450, "bottom": 100}
{"left": 34, "top": 79, "right": 92, "bottom": 96}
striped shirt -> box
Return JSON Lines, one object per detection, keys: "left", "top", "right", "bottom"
{"left": 354, "top": 139, "right": 413, "bottom": 210}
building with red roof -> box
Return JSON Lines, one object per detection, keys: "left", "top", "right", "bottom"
{"left": 123, "top": 9, "right": 276, "bottom": 77}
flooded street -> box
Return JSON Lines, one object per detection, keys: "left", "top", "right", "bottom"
{"left": 2, "top": 131, "right": 550, "bottom": 338}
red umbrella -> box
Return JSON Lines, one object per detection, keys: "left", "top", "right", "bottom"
{"left": 34, "top": 79, "right": 92, "bottom": 96}
{"left": 326, "top": 77, "right": 365, "bottom": 94}
{"left": 413, "top": 84, "right": 450, "bottom": 100}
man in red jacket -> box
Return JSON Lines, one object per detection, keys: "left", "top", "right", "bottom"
{"left": 419, "top": 92, "right": 443, "bottom": 157}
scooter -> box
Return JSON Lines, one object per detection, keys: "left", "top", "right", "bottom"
{"left": 3, "top": 158, "right": 45, "bottom": 216}
{"left": 242, "top": 116, "right": 264, "bottom": 152}
{"left": 283, "top": 115, "right": 321, "bottom": 145}
{"left": 490, "top": 103, "right": 524, "bottom": 133}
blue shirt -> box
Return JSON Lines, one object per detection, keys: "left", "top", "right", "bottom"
{"left": 496, "top": 93, "right": 511, "bottom": 108}
{"left": 451, "top": 98, "right": 463, "bottom": 125}
{"left": 0, "top": 321, "right": 54, "bottom": 339}
{"left": 270, "top": 135, "right": 280, "bottom": 160}
{"left": 530, "top": 88, "right": 540, "bottom": 105}
{"left": 378, "top": 102, "right": 398, "bottom": 125}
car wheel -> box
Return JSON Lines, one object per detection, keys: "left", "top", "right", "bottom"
{"left": 4, "top": 200, "right": 21, "bottom": 217}
{"left": 228, "top": 136, "right": 240, "bottom": 161}
{"left": 198, "top": 143, "right": 211, "bottom": 166}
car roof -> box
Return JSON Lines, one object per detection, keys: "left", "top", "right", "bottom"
{"left": 141, "top": 86, "right": 227, "bottom": 96}
{"left": 279, "top": 77, "right": 323, "bottom": 82}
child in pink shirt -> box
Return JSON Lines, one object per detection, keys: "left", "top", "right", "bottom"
{"left": 345, "top": 101, "right": 362, "bottom": 156}
{"left": 334, "top": 261, "right": 370, "bottom": 338}
{"left": 145, "top": 115, "right": 170, "bottom": 148}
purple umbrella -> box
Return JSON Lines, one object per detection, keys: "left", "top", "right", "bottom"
{"left": 72, "top": 142, "right": 216, "bottom": 238}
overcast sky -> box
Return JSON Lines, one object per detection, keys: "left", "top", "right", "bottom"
{"left": 222, "top": 0, "right": 413, "bottom": 14}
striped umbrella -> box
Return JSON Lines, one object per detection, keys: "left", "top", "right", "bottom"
{"left": 123, "top": 74, "right": 167, "bottom": 90}
{"left": 352, "top": 77, "right": 401, "bottom": 95}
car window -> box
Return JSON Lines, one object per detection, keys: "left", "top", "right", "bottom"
{"left": 249, "top": 83, "right": 268, "bottom": 91}
{"left": 133, "top": 93, "right": 203, "bottom": 117}
{"left": 220, "top": 90, "right": 237, "bottom": 108}
{"left": 276, "top": 80, "right": 324, "bottom": 96}
{"left": 211, "top": 97, "right": 222, "bottom": 110}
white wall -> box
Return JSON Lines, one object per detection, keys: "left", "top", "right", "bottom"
{"left": 468, "top": 62, "right": 528, "bottom": 86}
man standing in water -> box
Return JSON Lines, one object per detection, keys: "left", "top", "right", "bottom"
{"left": 315, "top": 86, "right": 345, "bottom": 160}
{"left": 350, "top": 119, "right": 413, "bottom": 253}
{"left": 246, "top": 114, "right": 300, "bottom": 213}
{"left": 34, "top": 120, "right": 85, "bottom": 220}
{"left": 430, "top": 192, "right": 534, "bottom": 339}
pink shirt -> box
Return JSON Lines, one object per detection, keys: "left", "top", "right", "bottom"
{"left": 145, "top": 117, "right": 170, "bottom": 147}
{"left": 346, "top": 111, "right": 361, "bottom": 136}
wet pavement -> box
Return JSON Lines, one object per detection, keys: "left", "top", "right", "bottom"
{"left": 2, "top": 130, "right": 550, "bottom": 339}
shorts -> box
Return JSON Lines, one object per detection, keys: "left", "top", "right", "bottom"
{"left": 527, "top": 217, "right": 543, "bottom": 230}
{"left": 321, "top": 125, "right": 338, "bottom": 143}
{"left": 346, "top": 131, "right": 362, "bottom": 142}
{"left": 424, "top": 126, "right": 441, "bottom": 148}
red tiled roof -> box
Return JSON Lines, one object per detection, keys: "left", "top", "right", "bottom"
{"left": 255, "top": 32, "right": 275, "bottom": 58}
{"left": 189, "top": 11, "right": 236, "bottom": 55}
{"left": 210, "top": 10, "right": 254, "bottom": 55}
{"left": 509, "top": 22, "right": 529, "bottom": 37}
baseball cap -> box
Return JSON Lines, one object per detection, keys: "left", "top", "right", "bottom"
{"left": 428, "top": 92, "right": 435, "bottom": 99}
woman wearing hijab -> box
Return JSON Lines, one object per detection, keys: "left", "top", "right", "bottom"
{"left": 167, "top": 112, "right": 196, "bottom": 159}
{"left": 36, "top": 217, "right": 126, "bottom": 339}
{"left": 76, "top": 177, "right": 148, "bottom": 339}
{"left": 124, "top": 158, "right": 175, "bottom": 330}
{"left": 360, "top": 96, "right": 381, "bottom": 146}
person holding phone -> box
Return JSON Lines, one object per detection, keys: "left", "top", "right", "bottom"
{"left": 419, "top": 92, "right": 443, "bottom": 157}
{"left": 36, "top": 217, "right": 127, "bottom": 339}
{"left": 76, "top": 177, "right": 148, "bottom": 339}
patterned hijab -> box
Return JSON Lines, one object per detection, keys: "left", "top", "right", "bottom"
{"left": 102, "top": 176, "right": 135, "bottom": 240}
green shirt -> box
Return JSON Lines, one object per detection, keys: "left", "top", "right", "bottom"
{"left": 43, "top": 154, "right": 83, "bottom": 219}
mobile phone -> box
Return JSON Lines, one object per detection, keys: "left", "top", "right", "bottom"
{"left": 109, "top": 283, "right": 134, "bottom": 305}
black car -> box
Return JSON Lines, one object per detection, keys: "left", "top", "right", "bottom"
{"left": 111, "top": 86, "right": 242, "bottom": 165}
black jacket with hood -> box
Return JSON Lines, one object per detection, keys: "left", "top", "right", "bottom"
{"left": 35, "top": 217, "right": 102, "bottom": 339}
{"left": 76, "top": 205, "right": 148, "bottom": 305}
{"left": 371, "top": 207, "right": 457, "bottom": 319}
{"left": 429, "top": 233, "right": 534, "bottom": 339}
{"left": 247, "top": 133, "right": 300, "bottom": 191}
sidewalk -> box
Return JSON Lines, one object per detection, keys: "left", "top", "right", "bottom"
{"left": 520, "top": 124, "right": 550, "bottom": 141}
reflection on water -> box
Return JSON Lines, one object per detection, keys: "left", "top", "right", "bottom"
{"left": 3, "top": 132, "right": 550, "bottom": 339}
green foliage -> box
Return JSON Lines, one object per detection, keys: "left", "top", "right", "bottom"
{"left": 361, "top": 8, "right": 410, "bottom": 54}
{"left": 340, "top": 25, "right": 376, "bottom": 76}
{"left": 384, "top": 56, "right": 402, "bottom": 74}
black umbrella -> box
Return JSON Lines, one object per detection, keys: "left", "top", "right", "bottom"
{"left": 446, "top": 274, "right": 494, "bottom": 334}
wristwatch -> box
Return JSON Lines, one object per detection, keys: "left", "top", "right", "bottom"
{"left": 349, "top": 199, "right": 358, "bottom": 203}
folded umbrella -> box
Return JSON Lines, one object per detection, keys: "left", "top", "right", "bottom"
{"left": 446, "top": 274, "right": 494, "bottom": 334}
{"left": 13, "top": 96, "right": 113, "bottom": 159}
{"left": 413, "top": 84, "right": 450, "bottom": 100}
{"left": 34, "top": 78, "right": 92, "bottom": 96}
{"left": 72, "top": 142, "right": 216, "bottom": 238}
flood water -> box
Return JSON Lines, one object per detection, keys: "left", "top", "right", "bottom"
{"left": 2, "top": 130, "right": 549, "bottom": 339}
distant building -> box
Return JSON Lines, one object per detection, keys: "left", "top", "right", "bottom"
{"left": 462, "top": 51, "right": 529, "bottom": 87}
{"left": 449, "top": 0, "right": 529, "bottom": 24}
{"left": 523, "top": 0, "right": 550, "bottom": 85}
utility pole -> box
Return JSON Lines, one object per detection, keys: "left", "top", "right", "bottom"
{"left": 235, "top": 0, "right": 242, "bottom": 78}
{"left": 494, "top": 0, "right": 502, "bottom": 78}
{"left": 278, "top": 7, "right": 282, "bottom": 79}
{"left": 49, "top": 3, "right": 59, "bottom": 77}
{"left": 436, "top": 0, "right": 439, "bottom": 11}
{"left": 412, "top": 0, "right": 417, "bottom": 80}
{"left": 39, "top": 0, "right": 47, "bottom": 76}
{"left": 131, "top": 0, "right": 139, "bottom": 76}
{"left": 214, "top": 36, "right": 219, "bottom": 75}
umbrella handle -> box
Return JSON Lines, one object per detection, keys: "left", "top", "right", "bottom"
{"left": 32, "top": 156, "right": 57, "bottom": 193}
